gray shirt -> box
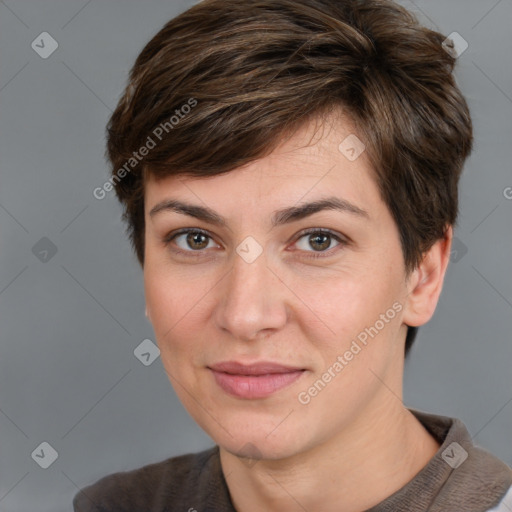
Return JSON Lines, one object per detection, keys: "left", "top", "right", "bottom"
{"left": 73, "top": 408, "right": 512, "bottom": 511}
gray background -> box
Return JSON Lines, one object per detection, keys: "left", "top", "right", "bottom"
{"left": 0, "top": 0, "right": 511, "bottom": 510}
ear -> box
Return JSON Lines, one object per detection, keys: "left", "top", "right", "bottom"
{"left": 402, "top": 225, "right": 453, "bottom": 328}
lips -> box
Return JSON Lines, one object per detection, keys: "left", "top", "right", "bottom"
{"left": 208, "top": 361, "right": 306, "bottom": 399}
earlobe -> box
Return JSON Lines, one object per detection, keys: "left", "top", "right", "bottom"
{"left": 402, "top": 226, "right": 453, "bottom": 328}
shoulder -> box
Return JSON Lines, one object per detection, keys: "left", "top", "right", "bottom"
{"left": 73, "top": 446, "right": 220, "bottom": 512}
{"left": 486, "top": 486, "right": 512, "bottom": 512}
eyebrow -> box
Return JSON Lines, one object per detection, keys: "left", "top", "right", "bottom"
{"left": 149, "top": 196, "right": 369, "bottom": 228}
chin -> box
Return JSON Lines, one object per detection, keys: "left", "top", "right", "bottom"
{"left": 221, "top": 435, "right": 301, "bottom": 462}
{"left": 206, "top": 417, "right": 310, "bottom": 461}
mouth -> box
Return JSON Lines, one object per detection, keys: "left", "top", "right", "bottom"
{"left": 208, "top": 361, "right": 307, "bottom": 399}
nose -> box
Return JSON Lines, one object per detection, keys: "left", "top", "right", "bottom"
{"left": 214, "top": 247, "right": 288, "bottom": 341}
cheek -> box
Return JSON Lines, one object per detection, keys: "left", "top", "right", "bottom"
{"left": 294, "top": 269, "right": 405, "bottom": 392}
{"left": 294, "top": 268, "right": 393, "bottom": 336}
{"left": 145, "top": 251, "right": 214, "bottom": 318}
{"left": 295, "top": 277, "right": 403, "bottom": 419}
{"left": 144, "top": 267, "right": 208, "bottom": 356}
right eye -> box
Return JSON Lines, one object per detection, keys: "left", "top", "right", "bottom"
{"left": 163, "top": 228, "right": 220, "bottom": 257}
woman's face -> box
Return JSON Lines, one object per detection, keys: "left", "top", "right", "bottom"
{"left": 143, "top": 116, "right": 412, "bottom": 460}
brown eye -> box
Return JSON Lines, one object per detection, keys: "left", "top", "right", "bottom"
{"left": 308, "top": 233, "right": 332, "bottom": 251}
{"left": 294, "top": 229, "right": 342, "bottom": 254}
{"left": 294, "top": 229, "right": 349, "bottom": 258}
{"left": 184, "top": 231, "right": 210, "bottom": 250}
{"left": 164, "top": 228, "right": 218, "bottom": 255}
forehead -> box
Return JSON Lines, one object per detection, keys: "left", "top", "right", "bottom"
{"left": 144, "top": 111, "right": 382, "bottom": 216}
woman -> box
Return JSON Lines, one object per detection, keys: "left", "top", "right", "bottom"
{"left": 74, "top": 0, "right": 512, "bottom": 510}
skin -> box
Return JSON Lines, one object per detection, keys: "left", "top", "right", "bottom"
{"left": 143, "top": 112, "right": 452, "bottom": 512}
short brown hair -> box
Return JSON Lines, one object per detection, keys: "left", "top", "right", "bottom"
{"left": 105, "top": 0, "right": 473, "bottom": 355}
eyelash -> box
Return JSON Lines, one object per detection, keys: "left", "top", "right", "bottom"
{"left": 162, "top": 228, "right": 347, "bottom": 259}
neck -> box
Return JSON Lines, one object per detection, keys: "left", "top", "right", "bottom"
{"left": 219, "top": 394, "right": 440, "bottom": 512}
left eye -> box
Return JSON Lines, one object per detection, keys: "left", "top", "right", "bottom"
{"left": 294, "top": 230, "right": 342, "bottom": 253}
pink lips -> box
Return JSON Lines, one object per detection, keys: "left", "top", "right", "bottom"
{"left": 208, "top": 361, "right": 306, "bottom": 399}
